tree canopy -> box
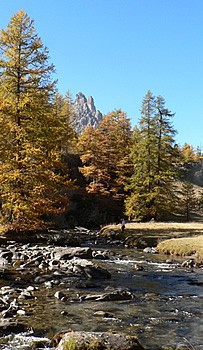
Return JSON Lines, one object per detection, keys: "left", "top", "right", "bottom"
{"left": 78, "top": 109, "right": 132, "bottom": 200}
{"left": 125, "top": 91, "right": 180, "bottom": 221}
{"left": 0, "top": 10, "right": 73, "bottom": 229}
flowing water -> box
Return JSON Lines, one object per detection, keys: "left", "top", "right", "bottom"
{"left": 0, "top": 243, "right": 203, "bottom": 350}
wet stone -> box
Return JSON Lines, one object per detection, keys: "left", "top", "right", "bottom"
{"left": 54, "top": 331, "right": 145, "bottom": 350}
{"left": 93, "top": 310, "right": 113, "bottom": 318}
{"left": 0, "top": 319, "right": 28, "bottom": 336}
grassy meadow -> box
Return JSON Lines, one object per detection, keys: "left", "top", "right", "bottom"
{"left": 101, "top": 221, "right": 203, "bottom": 260}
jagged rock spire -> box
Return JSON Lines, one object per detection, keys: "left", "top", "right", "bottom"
{"left": 73, "top": 92, "right": 103, "bottom": 134}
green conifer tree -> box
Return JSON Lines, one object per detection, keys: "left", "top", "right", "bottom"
{"left": 125, "top": 91, "right": 179, "bottom": 221}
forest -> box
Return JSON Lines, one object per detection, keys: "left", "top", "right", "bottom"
{"left": 0, "top": 10, "right": 202, "bottom": 232}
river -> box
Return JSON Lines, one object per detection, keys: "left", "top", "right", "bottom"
{"left": 0, "top": 238, "right": 203, "bottom": 350}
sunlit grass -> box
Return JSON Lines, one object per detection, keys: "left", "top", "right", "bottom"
{"left": 102, "top": 221, "right": 203, "bottom": 232}
{"left": 101, "top": 221, "right": 203, "bottom": 240}
{"left": 157, "top": 235, "right": 203, "bottom": 260}
{"left": 101, "top": 221, "right": 203, "bottom": 260}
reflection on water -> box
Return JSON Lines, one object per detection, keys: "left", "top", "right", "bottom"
{"left": 0, "top": 246, "right": 203, "bottom": 349}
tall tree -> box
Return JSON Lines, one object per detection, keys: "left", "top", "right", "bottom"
{"left": 125, "top": 91, "right": 179, "bottom": 221}
{"left": 0, "top": 10, "right": 70, "bottom": 229}
{"left": 52, "top": 91, "right": 77, "bottom": 156}
{"left": 78, "top": 109, "right": 132, "bottom": 199}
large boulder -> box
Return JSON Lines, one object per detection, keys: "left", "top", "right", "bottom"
{"left": 52, "top": 247, "right": 93, "bottom": 260}
{"left": 0, "top": 319, "right": 27, "bottom": 336}
{"left": 54, "top": 331, "right": 145, "bottom": 350}
{"left": 65, "top": 258, "right": 111, "bottom": 280}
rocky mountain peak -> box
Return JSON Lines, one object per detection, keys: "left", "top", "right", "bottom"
{"left": 87, "top": 96, "right": 96, "bottom": 114}
{"left": 73, "top": 92, "right": 103, "bottom": 134}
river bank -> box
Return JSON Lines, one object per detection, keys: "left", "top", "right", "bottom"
{"left": 101, "top": 222, "right": 203, "bottom": 260}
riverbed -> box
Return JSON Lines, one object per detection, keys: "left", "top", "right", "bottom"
{"left": 0, "top": 236, "right": 203, "bottom": 350}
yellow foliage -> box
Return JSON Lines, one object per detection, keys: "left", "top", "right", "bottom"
{"left": 0, "top": 10, "right": 74, "bottom": 229}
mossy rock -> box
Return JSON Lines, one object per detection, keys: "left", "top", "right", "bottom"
{"left": 54, "top": 331, "right": 145, "bottom": 350}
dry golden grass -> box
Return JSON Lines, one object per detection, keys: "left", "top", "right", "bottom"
{"left": 103, "top": 221, "right": 203, "bottom": 230}
{"left": 157, "top": 235, "right": 203, "bottom": 260}
{"left": 101, "top": 221, "right": 203, "bottom": 260}
{"left": 115, "top": 221, "right": 203, "bottom": 231}
{"left": 101, "top": 221, "right": 203, "bottom": 238}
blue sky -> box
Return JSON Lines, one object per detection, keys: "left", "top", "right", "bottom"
{"left": 1, "top": 0, "right": 203, "bottom": 149}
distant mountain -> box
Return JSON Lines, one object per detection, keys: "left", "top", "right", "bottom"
{"left": 73, "top": 92, "right": 103, "bottom": 134}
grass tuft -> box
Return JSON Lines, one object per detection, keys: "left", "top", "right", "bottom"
{"left": 157, "top": 235, "right": 203, "bottom": 260}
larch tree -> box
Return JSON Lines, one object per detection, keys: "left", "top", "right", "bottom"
{"left": 52, "top": 91, "right": 78, "bottom": 156}
{"left": 179, "top": 143, "right": 197, "bottom": 163}
{"left": 125, "top": 91, "right": 179, "bottom": 221}
{"left": 0, "top": 10, "right": 71, "bottom": 230}
{"left": 78, "top": 109, "right": 132, "bottom": 200}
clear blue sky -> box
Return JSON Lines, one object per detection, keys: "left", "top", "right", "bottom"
{"left": 1, "top": 0, "right": 203, "bottom": 149}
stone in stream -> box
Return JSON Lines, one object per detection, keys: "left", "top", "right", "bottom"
{"left": 52, "top": 247, "right": 93, "bottom": 260}
{"left": 81, "top": 288, "right": 134, "bottom": 302}
{"left": 143, "top": 247, "right": 157, "bottom": 254}
{"left": 0, "top": 257, "right": 8, "bottom": 266}
{"left": 54, "top": 331, "right": 145, "bottom": 350}
{"left": 181, "top": 258, "right": 200, "bottom": 269}
{"left": 66, "top": 257, "right": 111, "bottom": 279}
{"left": 0, "top": 249, "right": 13, "bottom": 263}
{"left": 92, "top": 250, "right": 110, "bottom": 259}
{"left": 134, "top": 264, "right": 144, "bottom": 271}
{"left": 93, "top": 310, "right": 113, "bottom": 318}
{"left": 54, "top": 291, "right": 68, "bottom": 301}
{"left": 0, "top": 319, "right": 27, "bottom": 336}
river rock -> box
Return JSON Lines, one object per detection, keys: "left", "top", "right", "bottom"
{"left": 54, "top": 291, "right": 67, "bottom": 301}
{"left": 52, "top": 247, "right": 93, "bottom": 260}
{"left": 143, "top": 247, "right": 157, "bottom": 254}
{"left": 54, "top": 331, "right": 145, "bottom": 350}
{"left": 81, "top": 264, "right": 111, "bottom": 279}
{"left": 0, "top": 319, "right": 27, "bottom": 336}
{"left": 93, "top": 310, "right": 113, "bottom": 317}
{"left": 7, "top": 333, "right": 52, "bottom": 348}
{"left": 0, "top": 257, "right": 8, "bottom": 266}
{"left": 134, "top": 264, "right": 144, "bottom": 271}
{"left": 18, "top": 290, "right": 34, "bottom": 300}
{"left": 67, "top": 257, "right": 111, "bottom": 279}
{"left": 0, "top": 249, "right": 13, "bottom": 263}
{"left": 92, "top": 250, "right": 110, "bottom": 259}
{"left": 81, "top": 288, "right": 134, "bottom": 302}
{"left": 181, "top": 259, "right": 197, "bottom": 269}
{"left": 47, "top": 230, "right": 82, "bottom": 246}
{"left": 32, "top": 257, "right": 111, "bottom": 285}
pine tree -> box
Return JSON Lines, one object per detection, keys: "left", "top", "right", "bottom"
{"left": 0, "top": 10, "right": 70, "bottom": 229}
{"left": 125, "top": 91, "right": 179, "bottom": 221}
